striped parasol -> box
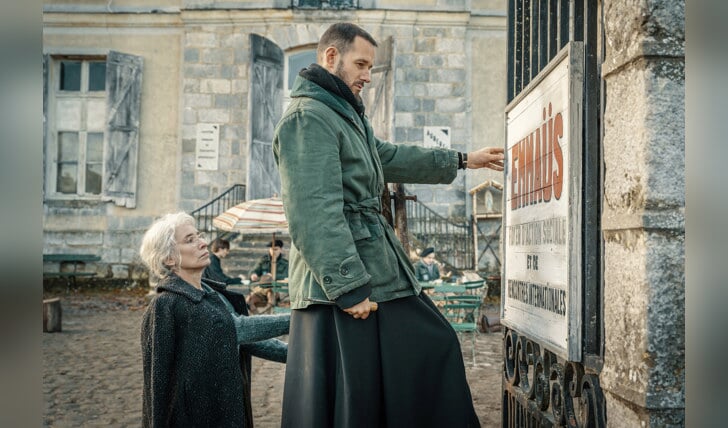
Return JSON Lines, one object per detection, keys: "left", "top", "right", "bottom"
{"left": 212, "top": 197, "right": 288, "bottom": 235}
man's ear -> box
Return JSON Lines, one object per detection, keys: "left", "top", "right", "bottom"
{"left": 323, "top": 46, "right": 338, "bottom": 72}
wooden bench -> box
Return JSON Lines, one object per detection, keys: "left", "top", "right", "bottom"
{"left": 43, "top": 254, "right": 100, "bottom": 286}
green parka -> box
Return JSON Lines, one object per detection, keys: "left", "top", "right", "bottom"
{"left": 414, "top": 260, "right": 441, "bottom": 282}
{"left": 273, "top": 73, "right": 460, "bottom": 309}
{"left": 249, "top": 254, "right": 289, "bottom": 280}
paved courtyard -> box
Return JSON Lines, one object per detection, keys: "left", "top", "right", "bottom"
{"left": 43, "top": 289, "right": 503, "bottom": 427}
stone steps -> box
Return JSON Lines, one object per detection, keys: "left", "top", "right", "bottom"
{"left": 218, "top": 234, "right": 291, "bottom": 280}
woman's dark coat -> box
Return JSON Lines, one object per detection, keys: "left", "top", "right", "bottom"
{"left": 141, "top": 274, "right": 254, "bottom": 427}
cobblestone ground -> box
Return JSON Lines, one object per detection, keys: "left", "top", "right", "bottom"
{"left": 43, "top": 289, "right": 503, "bottom": 427}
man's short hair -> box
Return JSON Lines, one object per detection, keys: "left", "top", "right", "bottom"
{"left": 267, "top": 239, "right": 284, "bottom": 248}
{"left": 317, "top": 22, "right": 378, "bottom": 61}
{"left": 211, "top": 238, "right": 230, "bottom": 252}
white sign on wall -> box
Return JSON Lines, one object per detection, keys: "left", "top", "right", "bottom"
{"left": 503, "top": 43, "right": 584, "bottom": 361}
{"left": 196, "top": 124, "right": 220, "bottom": 170}
{"left": 423, "top": 126, "right": 451, "bottom": 149}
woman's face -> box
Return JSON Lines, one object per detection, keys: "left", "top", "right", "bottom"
{"left": 422, "top": 253, "right": 436, "bottom": 265}
{"left": 171, "top": 223, "right": 210, "bottom": 273}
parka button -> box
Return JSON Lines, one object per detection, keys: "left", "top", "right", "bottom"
{"left": 340, "top": 266, "right": 349, "bottom": 276}
{"left": 323, "top": 276, "right": 332, "bottom": 284}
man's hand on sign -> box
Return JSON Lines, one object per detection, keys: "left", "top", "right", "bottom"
{"left": 468, "top": 147, "right": 505, "bottom": 171}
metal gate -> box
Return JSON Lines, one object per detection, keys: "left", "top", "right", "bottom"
{"left": 502, "top": 0, "right": 605, "bottom": 426}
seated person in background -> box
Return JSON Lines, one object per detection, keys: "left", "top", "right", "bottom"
{"left": 203, "top": 238, "right": 244, "bottom": 287}
{"left": 247, "top": 239, "right": 289, "bottom": 312}
{"left": 414, "top": 247, "right": 441, "bottom": 283}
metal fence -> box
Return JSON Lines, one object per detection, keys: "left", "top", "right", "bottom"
{"left": 405, "top": 197, "right": 474, "bottom": 271}
{"left": 503, "top": 0, "right": 605, "bottom": 426}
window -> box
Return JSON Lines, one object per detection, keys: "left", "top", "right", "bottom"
{"left": 287, "top": 50, "right": 316, "bottom": 89}
{"left": 51, "top": 58, "right": 107, "bottom": 196}
{"left": 283, "top": 48, "right": 316, "bottom": 111}
{"left": 44, "top": 52, "right": 143, "bottom": 208}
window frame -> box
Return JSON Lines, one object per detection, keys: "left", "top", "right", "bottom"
{"left": 283, "top": 46, "right": 317, "bottom": 111}
{"left": 46, "top": 55, "right": 108, "bottom": 200}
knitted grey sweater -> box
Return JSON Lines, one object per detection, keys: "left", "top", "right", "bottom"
{"left": 203, "top": 281, "right": 289, "bottom": 362}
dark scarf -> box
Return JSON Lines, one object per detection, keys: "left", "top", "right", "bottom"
{"left": 299, "top": 63, "right": 365, "bottom": 116}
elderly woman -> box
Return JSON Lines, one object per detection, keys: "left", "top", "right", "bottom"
{"left": 139, "top": 212, "right": 290, "bottom": 427}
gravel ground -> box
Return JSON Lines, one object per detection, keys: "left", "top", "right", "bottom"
{"left": 43, "top": 288, "right": 503, "bottom": 427}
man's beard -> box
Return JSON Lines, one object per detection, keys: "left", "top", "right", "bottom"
{"left": 334, "top": 61, "right": 362, "bottom": 102}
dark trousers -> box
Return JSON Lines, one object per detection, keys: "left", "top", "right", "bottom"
{"left": 281, "top": 292, "right": 480, "bottom": 428}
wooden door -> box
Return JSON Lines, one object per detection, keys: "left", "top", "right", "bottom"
{"left": 248, "top": 35, "right": 283, "bottom": 201}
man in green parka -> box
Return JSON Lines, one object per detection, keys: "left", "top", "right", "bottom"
{"left": 273, "top": 22, "right": 504, "bottom": 428}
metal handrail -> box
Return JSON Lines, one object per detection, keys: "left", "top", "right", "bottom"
{"left": 405, "top": 196, "right": 474, "bottom": 270}
{"left": 190, "top": 184, "right": 246, "bottom": 234}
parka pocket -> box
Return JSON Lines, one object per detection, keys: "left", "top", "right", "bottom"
{"left": 345, "top": 212, "right": 398, "bottom": 288}
{"left": 346, "top": 212, "right": 372, "bottom": 241}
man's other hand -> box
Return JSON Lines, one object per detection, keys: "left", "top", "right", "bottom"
{"left": 344, "top": 297, "right": 373, "bottom": 320}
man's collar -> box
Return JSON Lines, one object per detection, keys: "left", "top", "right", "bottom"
{"left": 298, "top": 63, "right": 365, "bottom": 115}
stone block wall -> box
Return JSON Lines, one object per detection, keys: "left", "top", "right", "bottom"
{"left": 393, "top": 23, "right": 471, "bottom": 218}
{"left": 180, "top": 22, "right": 251, "bottom": 212}
{"left": 42, "top": 4, "right": 507, "bottom": 287}
{"left": 600, "top": 0, "right": 685, "bottom": 425}
{"left": 178, "top": 11, "right": 505, "bottom": 220}
{"left": 43, "top": 204, "right": 154, "bottom": 285}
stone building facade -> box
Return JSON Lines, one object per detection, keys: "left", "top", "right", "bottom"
{"left": 42, "top": 0, "right": 507, "bottom": 284}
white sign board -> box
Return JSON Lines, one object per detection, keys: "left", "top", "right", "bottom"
{"left": 196, "top": 124, "right": 220, "bottom": 170}
{"left": 423, "top": 126, "right": 451, "bottom": 149}
{"left": 503, "top": 43, "right": 583, "bottom": 361}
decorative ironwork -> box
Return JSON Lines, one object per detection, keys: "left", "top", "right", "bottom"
{"left": 502, "top": 328, "right": 606, "bottom": 427}
{"left": 190, "top": 184, "right": 246, "bottom": 236}
{"left": 504, "top": 0, "right": 603, "bottom": 424}
{"left": 404, "top": 196, "right": 474, "bottom": 270}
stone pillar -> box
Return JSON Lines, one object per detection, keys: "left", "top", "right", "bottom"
{"left": 600, "top": 1, "right": 684, "bottom": 426}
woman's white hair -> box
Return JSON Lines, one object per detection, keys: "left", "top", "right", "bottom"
{"left": 139, "top": 212, "right": 195, "bottom": 279}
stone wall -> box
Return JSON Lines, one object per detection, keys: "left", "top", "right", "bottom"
{"left": 42, "top": 4, "right": 507, "bottom": 283}
{"left": 43, "top": 13, "right": 183, "bottom": 282}
{"left": 600, "top": 0, "right": 685, "bottom": 425}
{"left": 179, "top": 10, "right": 506, "bottom": 219}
